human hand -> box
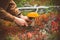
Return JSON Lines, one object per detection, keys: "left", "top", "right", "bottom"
{"left": 19, "top": 14, "right": 30, "bottom": 21}
{"left": 14, "top": 17, "right": 28, "bottom": 26}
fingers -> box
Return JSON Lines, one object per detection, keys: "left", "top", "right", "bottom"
{"left": 14, "top": 17, "right": 28, "bottom": 27}
{"left": 21, "top": 21, "right": 28, "bottom": 27}
{"left": 18, "top": 21, "right": 28, "bottom": 27}
{"left": 24, "top": 22, "right": 28, "bottom": 27}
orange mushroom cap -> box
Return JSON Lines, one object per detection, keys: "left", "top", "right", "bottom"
{"left": 27, "top": 12, "right": 39, "bottom": 18}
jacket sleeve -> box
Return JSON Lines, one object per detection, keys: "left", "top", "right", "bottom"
{"left": 0, "top": 7, "right": 15, "bottom": 22}
{"left": 7, "top": 0, "right": 21, "bottom": 16}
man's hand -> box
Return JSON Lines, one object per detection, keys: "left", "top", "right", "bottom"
{"left": 14, "top": 17, "right": 28, "bottom": 26}
{"left": 19, "top": 14, "right": 30, "bottom": 21}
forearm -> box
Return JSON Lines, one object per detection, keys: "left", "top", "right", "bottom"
{"left": 0, "top": 8, "right": 15, "bottom": 22}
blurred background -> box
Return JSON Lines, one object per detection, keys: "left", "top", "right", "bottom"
{"left": 0, "top": 0, "right": 60, "bottom": 40}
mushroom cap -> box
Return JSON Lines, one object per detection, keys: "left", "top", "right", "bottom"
{"left": 27, "top": 12, "right": 39, "bottom": 18}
